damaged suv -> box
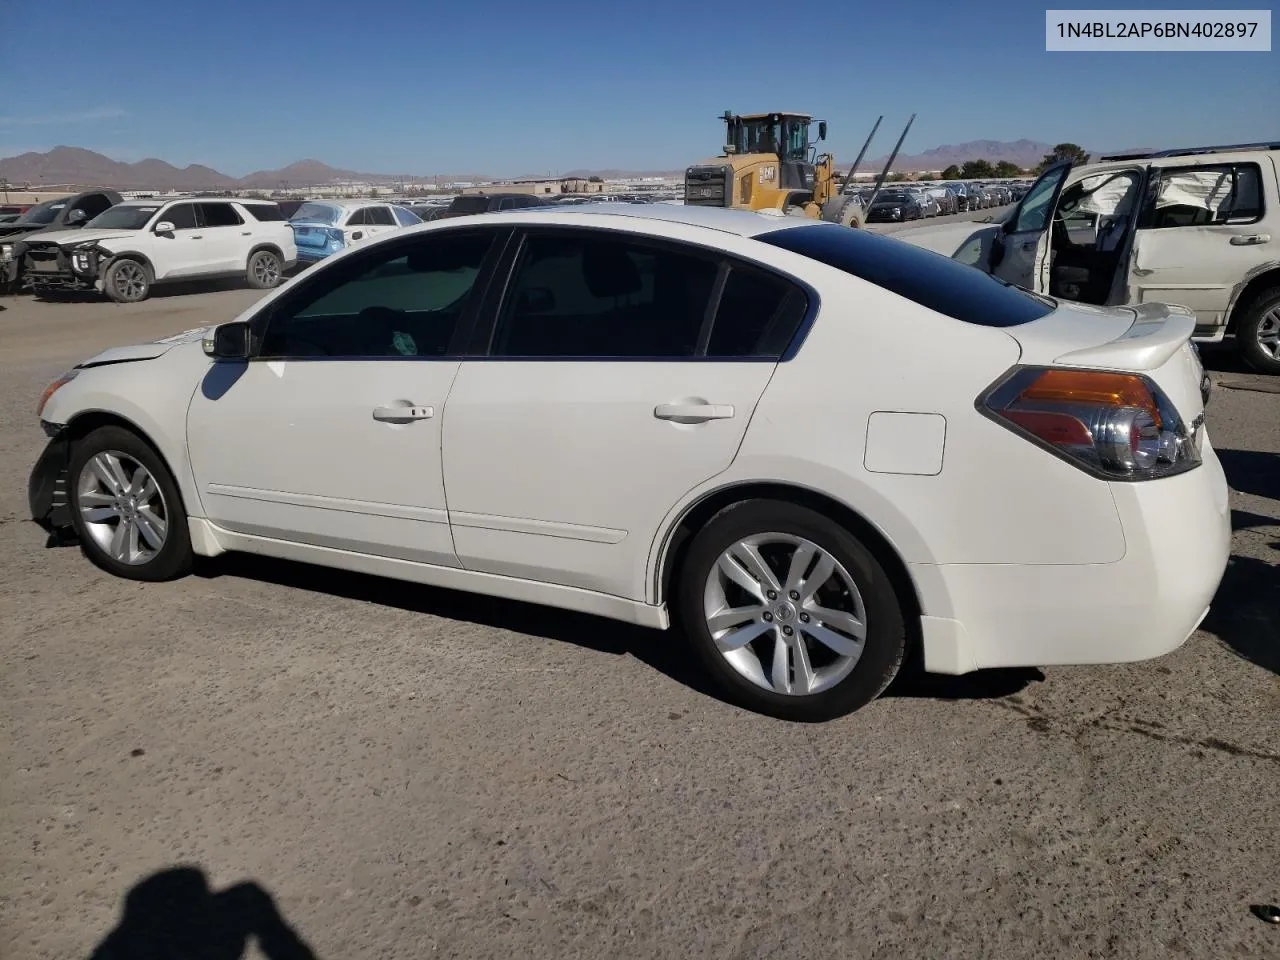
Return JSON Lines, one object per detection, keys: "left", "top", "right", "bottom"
{"left": 19, "top": 197, "right": 297, "bottom": 302}
{"left": 896, "top": 143, "right": 1280, "bottom": 373}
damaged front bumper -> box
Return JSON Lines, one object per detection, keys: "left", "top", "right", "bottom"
{"left": 21, "top": 245, "right": 105, "bottom": 292}
{"left": 28, "top": 423, "right": 72, "bottom": 532}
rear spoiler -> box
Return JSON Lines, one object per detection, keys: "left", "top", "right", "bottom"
{"left": 1054, "top": 303, "right": 1196, "bottom": 371}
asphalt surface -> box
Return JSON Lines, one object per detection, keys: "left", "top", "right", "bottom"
{"left": 1, "top": 280, "right": 1277, "bottom": 960}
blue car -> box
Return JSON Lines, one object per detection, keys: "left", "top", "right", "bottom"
{"left": 289, "top": 200, "right": 423, "bottom": 263}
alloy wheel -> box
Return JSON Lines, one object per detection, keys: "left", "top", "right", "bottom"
{"left": 1257, "top": 307, "right": 1280, "bottom": 360}
{"left": 702, "top": 534, "right": 867, "bottom": 697}
{"left": 76, "top": 450, "right": 169, "bottom": 565}
{"left": 252, "top": 253, "right": 280, "bottom": 286}
{"left": 114, "top": 262, "right": 146, "bottom": 300}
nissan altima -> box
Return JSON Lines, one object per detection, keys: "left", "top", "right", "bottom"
{"left": 28, "top": 204, "right": 1230, "bottom": 721}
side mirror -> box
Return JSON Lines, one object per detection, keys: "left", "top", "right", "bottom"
{"left": 202, "top": 321, "right": 251, "bottom": 360}
{"left": 154, "top": 221, "right": 176, "bottom": 235}
{"left": 67, "top": 209, "right": 88, "bottom": 225}
{"left": 818, "top": 121, "right": 828, "bottom": 141}
{"left": 351, "top": 230, "right": 364, "bottom": 241}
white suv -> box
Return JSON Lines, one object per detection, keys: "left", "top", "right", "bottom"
{"left": 18, "top": 198, "right": 298, "bottom": 303}
{"left": 895, "top": 143, "right": 1280, "bottom": 373}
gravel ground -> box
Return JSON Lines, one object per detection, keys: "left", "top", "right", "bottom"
{"left": 1, "top": 282, "right": 1276, "bottom": 960}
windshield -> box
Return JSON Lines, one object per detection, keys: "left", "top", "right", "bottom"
{"left": 16, "top": 198, "right": 69, "bottom": 225}
{"left": 875, "top": 193, "right": 910, "bottom": 202}
{"left": 85, "top": 205, "right": 160, "bottom": 230}
{"left": 290, "top": 202, "right": 342, "bottom": 224}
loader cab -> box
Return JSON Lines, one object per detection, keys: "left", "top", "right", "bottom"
{"left": 723, "top": 111, "right": 821, "bottom": 192}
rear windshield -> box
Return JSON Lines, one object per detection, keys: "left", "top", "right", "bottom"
{"left": 448, "top": 196, "right": 493, "bottom": 214}
{"left": 757, "top": 224, "right": 1055, "bottom": 328}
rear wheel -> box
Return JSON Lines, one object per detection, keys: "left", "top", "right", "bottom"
{"left": 676, "top": 500, "right": 906, "bottom": 722}
{"left": 1236, "top": 286, "right": 1280, "bottom": 375}
{"left": 246, "top": 249, "right": 283, "bottom": 289}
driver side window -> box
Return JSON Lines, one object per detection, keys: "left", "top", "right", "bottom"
{"left": 258, "top": 232, "right": 495, "bottom": 359}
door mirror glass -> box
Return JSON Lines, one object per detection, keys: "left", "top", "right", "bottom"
{"left": 154, "top": 221, "right": 176, "bottom": 235}
{"left": 818, "top": 121, "right": 827, "bottom": 141}
{"left": 202, "top": 321, "right": 251, "bottom": 359}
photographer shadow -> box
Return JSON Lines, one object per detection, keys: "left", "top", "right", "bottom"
{"left": 89, "top": 866, "right": 315, "bottom": 960}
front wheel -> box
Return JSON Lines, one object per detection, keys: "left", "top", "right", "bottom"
{"left": 67, "top": 425, "right": 193, "bottom": 581}
{"left": 676, "top": 500, "right": 906, "bottom": 722}
{"left": 246, "top": 249, "right": 283, "bottom": 289}
{"left": 104, "top": 258, "right": 151, "bottom": 303}
{"left": 1236, "top": 286, "right": 1280, "bottom": 375}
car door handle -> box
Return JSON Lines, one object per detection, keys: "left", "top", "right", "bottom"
{"left": 241, "top": 231, "right": 252, "bottom": 236}
{"left": 372, "top": 405, "right": 434, "bottom": 422}
{"left": 1229, "top": 233, "right": 1271, "bottom": 245}
{"left": 190, "top": 235, "right": 203, "bottom": 239}
{"left": 654, "top": 402, "right": 734, "bottom": 424}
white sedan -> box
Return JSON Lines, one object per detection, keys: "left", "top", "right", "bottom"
{"left": 28, "top": 204, "right": 1230, "bottom": 721}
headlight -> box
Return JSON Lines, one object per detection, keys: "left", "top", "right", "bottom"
{"left": 73, "top": 252, "right": 92, "bottom": 273}
{"left": 1, "top": 243, "right": 11, "bottom": 260}
{"left": 37, "top": 369, "right": 79, "bottom": 419}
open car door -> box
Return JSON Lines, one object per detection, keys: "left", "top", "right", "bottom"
{"left": 991, "top": 161, "right": 1072, "bottom": 292}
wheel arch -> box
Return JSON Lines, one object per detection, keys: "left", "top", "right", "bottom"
{"left": 1225, "top": 262, "right": 1280, "bottom": 333}
{"left": 654, "top": 481, "right": 923, "bottom": 627}
{"left": 102, "top": 250, "right": 156, "bottom": 279}
{"left": 64, "top": 409, "right": 192, "bottom": 516}
{"left": 247, "top": 242, "right": 285, "bottom": 265}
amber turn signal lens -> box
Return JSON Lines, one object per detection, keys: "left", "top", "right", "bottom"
{"left": 1019, "top": 369, "right": 1161, "bottom": 427}
{"left": 36, "top": 371, "right": 77, "bottom": 419}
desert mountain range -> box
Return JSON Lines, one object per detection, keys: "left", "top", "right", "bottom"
{"left": 0, "top": 140, "right": 1144, "bottom": 191}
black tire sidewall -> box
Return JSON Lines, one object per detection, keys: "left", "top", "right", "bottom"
{"left": 67, "top": 425, "right": 193, "bottom": 581}
{"left": 106, "top": 259, "right": 150, "bottom": 303}
{"left": 676, "top": 499, "right": 906, "bottom": 722}
{"left": 1237, "top": 288, "right": 1280, "bottom": 375}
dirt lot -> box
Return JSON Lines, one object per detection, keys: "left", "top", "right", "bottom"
{"left": 1, "top": 284, "right": 1277, "bottom": 959}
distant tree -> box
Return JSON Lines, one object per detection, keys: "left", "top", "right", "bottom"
{"left": 588, "top": 175, "right": 603, "bottom": 183}
{"left": 887, "top": 172, "right": 909, "bottom": 182}
{"left": 368, "top": 187, "right": 380, "bottom": 198}
{"left": 961, "top": 159, "right": 996, "bottom": 179}
{"left": 993, "top": 160, "right": 1023, "bottom": 178}
{"left": 940, "top": 164, "right": 961, "bottom": 180}
{"left": 1036, "top": 143, "right": 1089, "bottom": 172}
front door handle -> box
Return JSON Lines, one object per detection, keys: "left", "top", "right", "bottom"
{"left": 190, "top": 235, "right": 203, "bottom": 240}
{"left": 372, "top": 404, "right": 434, "bottom": 422}
{"left": 654, "top": 402, "right": 735, "bottom": 424}
{"left": 1229, "top": 233, "right": 1271, "bottom": 245}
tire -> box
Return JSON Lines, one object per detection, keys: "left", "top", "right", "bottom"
{"left": 104, "top": 258, "right": 151, "bottom": 303}
{"left": 1235, "top": 286, "right": 1280, "bottom": 375}
{"left": 819, "top": 194, "right": 864, "bottom": 229}
{"left": 246, "top": 249, "right": 283, "bottom": 289}
{"left": 675, "top": 499, "right": 906, "bottom": 722}
{"left": 67, "top": 425, "right": 193, "bottom": 582}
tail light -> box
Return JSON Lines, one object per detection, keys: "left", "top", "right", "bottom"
{"left": 980, "top": 366, "right": 1200, "bottom": 481}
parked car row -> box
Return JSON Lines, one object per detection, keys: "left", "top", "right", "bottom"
{"left": 849, "top": 180, "right": 1030, "bottom": 222}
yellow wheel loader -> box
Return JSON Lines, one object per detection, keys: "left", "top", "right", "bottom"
{"left": 684, "top": 112, "right": 915, "bottom": 228}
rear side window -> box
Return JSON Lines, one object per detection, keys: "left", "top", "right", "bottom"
{"left": 199, "top": 203, "right": 243, "bottom": 227}
{"left": 1145, "top": 164, "right": 1264, "bottom": 228}
{"left": 448, "top": 196, "right": 492, "bottom": 215}
{"left": 756, "top": 224, "right": 1055, "bottom": 327}
{"left": 707, "top": 267, "right": 808, "bottom": 358}
{"left": 244, "top": 204, "right": 285, "bottom": 222}
{"left": 367, "top": 206, "right": 396, "bottom": 226}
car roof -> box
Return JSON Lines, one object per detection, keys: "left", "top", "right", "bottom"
{"left": 473, "top": 201, "right": 820, "bottom": 238}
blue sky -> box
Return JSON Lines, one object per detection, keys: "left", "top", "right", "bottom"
{"left": 0, "top": 0, "right": 1274, "bottom": 175}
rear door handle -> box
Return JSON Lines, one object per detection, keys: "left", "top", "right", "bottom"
{"left": 654, "top": 403, "right": 735, "bottom": 424}
{"left": 372, "top": 405, "right": 434, "bottom": 422}
{"left": 1229, "top": 233, "right": 1271, "bottom": 245}
{"left": 190, "top": 235, "right": 203, "bottom": 239}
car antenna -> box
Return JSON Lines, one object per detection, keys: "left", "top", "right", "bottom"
{"left": 862, "top": 114, "right": 916, "bottom": 212}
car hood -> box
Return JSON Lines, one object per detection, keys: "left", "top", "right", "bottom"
{"left": 77, "top": 325, "right": 212, "bottom": 368}
{"left": 24, "top": 227, "right": 140, "bottom": 248}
